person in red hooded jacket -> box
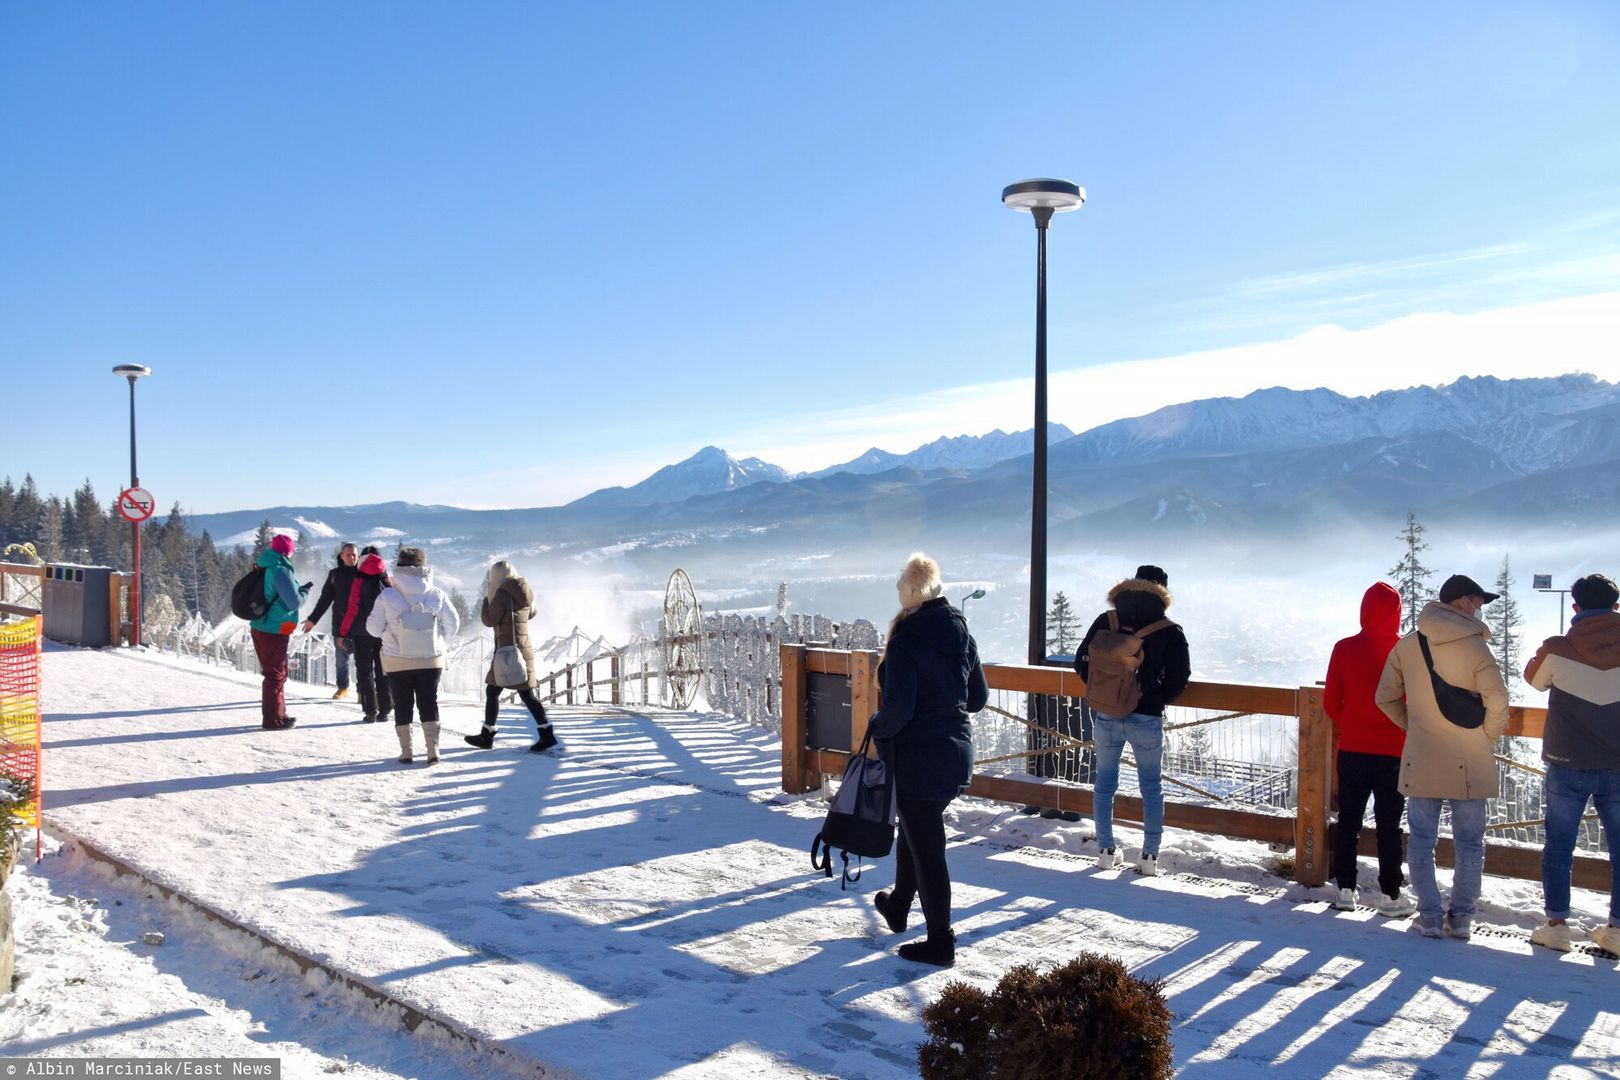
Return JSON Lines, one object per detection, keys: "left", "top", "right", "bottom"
{"left": 1324, "top": 581, "right": 1414, "bottom": 916}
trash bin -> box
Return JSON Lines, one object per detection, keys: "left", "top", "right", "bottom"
{"left": 42, "top": 564, "right": 113, "bottom": 647}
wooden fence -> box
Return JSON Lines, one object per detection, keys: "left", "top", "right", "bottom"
{"left": 780, "top": 644, "right": 1610, "bottom": 893}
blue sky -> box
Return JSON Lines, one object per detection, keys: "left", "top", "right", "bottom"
{"left": 4, "top": 2, "right": 1619, "bottom": 513}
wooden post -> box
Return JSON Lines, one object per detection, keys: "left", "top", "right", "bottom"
{"left": 1295, "top": 684, "right": 1332, "bottom": 887}
{"left": 781, "top": 644, "right": 809, "bottom": 793}
{"left": 611, "top": 654, "right": 622, "bottom": 705}
{"left": 566, "top": 665, "right": 575, "bottom": 705}
{"left": 110, "top": 573, "right": 126, "bottom": 646}
{"left": 850, "top": 649, "right": 878, "bottom": 756}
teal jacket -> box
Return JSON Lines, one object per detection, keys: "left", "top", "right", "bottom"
{"left": 250, "top": 549, "right": 308, "bottom": 635}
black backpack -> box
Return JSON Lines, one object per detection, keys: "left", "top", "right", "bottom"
{"left": 811, "top": 727, "right": 897, "bottom": 890}
{"left": 230, "top": 566, "right": 272, "bottom": 621}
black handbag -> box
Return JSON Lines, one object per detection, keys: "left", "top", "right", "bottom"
{"left": 810, "top": 727, "right": 897, "bottom": 889}
{"left": 1416, "top": 632, "right": 1486, "bottom": 729}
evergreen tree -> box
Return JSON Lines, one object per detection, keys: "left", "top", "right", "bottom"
{"left": 1389, "top": 512, "right": 1434, "bottom": 633}
{"left": 71, "top": 480, "right": 106, "bottom": 562}
{"left": 1489, "top": 554, "right": 1525, "bottom": 701}
{"left": 11, "top": 475, "right": 43, "bottom": 550}
{"left": 1046, "top": 590, "right": 1079, "bottom": 654}
{"left": 252, "top": 520, "right": 274, "bottom": 558}
{"left": 448, "top": 588, "right": 471, "bottom": 631}
{"left": 0, "top": 477, "right": 15, "bottom": 547}
{"left": 36, "top": 498, "right": 65, "bottom": 562}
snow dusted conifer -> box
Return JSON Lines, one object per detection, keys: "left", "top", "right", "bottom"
{"left": 1489, "top": 554, "right": 1524, "bottom": 702}
{"left": 1389, "top": 512, "right": 1433, "bottom": 633}
{"left": 1047, "top": 590, "right": 1078, "bottom": 654}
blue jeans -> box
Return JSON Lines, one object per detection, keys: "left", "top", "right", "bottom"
{"left": 1093, "top": 712, "right": 1164, "bottom": 856}
{"left": 334, "top": 638, "right": 351, "bottom": 690}
{"left": 1542, "top": 764, "right": 1620, "bottom": 924}
{"left": 1407, "top": 796, "right": 1487, "bottom": 921}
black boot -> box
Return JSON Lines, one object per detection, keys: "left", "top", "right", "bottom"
{"left": 530, "top": 725, "right": 559, "bottom": 753}
{"left": 464, "top": 727, "right": 496, "bottom": 750}
{"left": 873, "top": 890, "right": 908, "bottom": 933}
{"left": 897, "top": 929, "right": 956, "bottom": 967}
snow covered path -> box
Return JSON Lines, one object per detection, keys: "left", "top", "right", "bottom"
{"left": 14, "top": 644, "right": 1620, "bottom": 1078}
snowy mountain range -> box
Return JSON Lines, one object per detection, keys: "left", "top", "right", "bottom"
{"left": 186, "top": 374, "right": 1620, "bottom": 577}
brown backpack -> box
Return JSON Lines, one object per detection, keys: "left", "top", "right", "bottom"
{"left": 1083, "top": 611, "right": 1177, "bottom": 718}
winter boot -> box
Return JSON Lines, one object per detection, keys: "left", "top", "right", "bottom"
{"left": 423, "top": 722, "right": 441, "bottom": 765}
{"left": 530, "top": 724, "right": 559, "bottom": 753}
{"left": 396, "top": 725, "right": 414, "bottom": 764}
{"left": 464, "top": 726, "right": 496, "bottom": 750}
{"left": 897, "top": 929, "right": 956, "bottom": 968}
{"left": 873, "top": 890, "right": 908, "bottom": 934}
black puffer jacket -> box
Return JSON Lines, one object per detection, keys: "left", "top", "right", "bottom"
{"left": 1075, "top": 577, "right": 1191, "bottom": 717}
{"left": 870, "top": 597, "right": 990, "bottom": 801}
{"left": 343, "top": 553, "right": 390, "bottom": 640}
{"left": 306, "top": 561, "right": 359, "bottom": 632}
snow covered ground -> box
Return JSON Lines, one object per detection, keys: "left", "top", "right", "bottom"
{"left": 5, "top": 643, "right": 1618, "bottom": 1078}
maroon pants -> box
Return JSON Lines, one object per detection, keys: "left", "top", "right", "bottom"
{"left": 251, "top": 629, "right": 290, "bottom": 725}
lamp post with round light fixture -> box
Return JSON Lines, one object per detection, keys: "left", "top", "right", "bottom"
{"left": 1002, "top": 178, "right": 1084, "bottom": 665}
{"left": 112, "top": 364, "right": 152, "bottom": 646}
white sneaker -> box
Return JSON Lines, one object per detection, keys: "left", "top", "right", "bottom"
{"left": 1096, "top": 848, "right": 1119, "bottom": 870}
{"left": 1375, "top": 891, "right": 1416, "bottom": 918}
{"left": 1588, "top": 925, "right": 1620, "bottom": 955}
{"left": 1137, "top": 853, "right": 1158, "bottom": 877}
{"left": 1530, "top": 921, "right": 1572, "bottom": 953}
{"left": 1333, "top": 887, "right": 1356, "bottom": 912}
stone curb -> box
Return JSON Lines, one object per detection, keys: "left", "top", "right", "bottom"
{"left": 43, "top": 821, "right": 572, "bottom": 1078}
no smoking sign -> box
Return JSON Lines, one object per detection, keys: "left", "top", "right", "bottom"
{"left": 118, "top": 486, "right": 156, "bottom": 523}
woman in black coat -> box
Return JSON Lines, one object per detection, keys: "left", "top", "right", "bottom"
{"left": 868, "top": 553, "right": 989, "bottom": 967}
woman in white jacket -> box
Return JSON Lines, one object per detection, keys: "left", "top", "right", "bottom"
{"left": 366, "top": 547, "right": 461, "bottom": 764}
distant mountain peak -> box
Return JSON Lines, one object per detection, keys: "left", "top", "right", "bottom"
{"left": 811, "top": 422, "right": 1074, "bottom": 479}
{"left": 570, "top": 446, "right": 795, "bottom": 508}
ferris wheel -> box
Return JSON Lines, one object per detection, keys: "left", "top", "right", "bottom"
{"left": 661, "top": 568, "right": 703, "bottom": 709}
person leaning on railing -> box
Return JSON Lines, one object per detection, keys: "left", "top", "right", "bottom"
{"left": 1522, "top": 572, "right": 1620, "bottom": 956}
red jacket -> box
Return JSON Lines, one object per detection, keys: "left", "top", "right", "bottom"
{"left": 1325, "top": 582, "right": 1405, "bottom": 757}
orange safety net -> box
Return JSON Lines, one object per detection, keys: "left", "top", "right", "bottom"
{"left": 0, "top": 615, "right": 41, "bottom": 862}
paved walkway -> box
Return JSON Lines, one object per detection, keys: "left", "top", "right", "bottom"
{"left": 37, "top": 646, "right": 1620, "bottom": 1079}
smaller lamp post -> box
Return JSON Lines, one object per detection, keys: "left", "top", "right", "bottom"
{"left": 112, "top": 364, "right": 152, "bottom": 646}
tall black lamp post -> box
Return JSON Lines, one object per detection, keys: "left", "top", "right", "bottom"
{"left": 112, "top": 364, "right": 152, "bottom": 645}
{"left": 1002, "top": 178, "right": 1084, "bottom": 664}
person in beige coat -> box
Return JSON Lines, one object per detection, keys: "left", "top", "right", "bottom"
{"left": 1376, "top": 573, "right": 1510, "bottom": 941}
{"left": 463, "top": 560, "right": 560, "bottom": 753}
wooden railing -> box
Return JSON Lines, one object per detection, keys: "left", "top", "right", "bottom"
{"left": 535, "top": 653, "right": 623, "bottom": 706}
{"left": 780, "top": 644, "right": 1608, "bottom": 893}
{"left": 0, "top": 562, "right": 135, "bottom": 645}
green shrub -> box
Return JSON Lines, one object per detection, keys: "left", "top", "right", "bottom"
{"left": 919, "top": 953, "right": 1173, "bottom": 1080}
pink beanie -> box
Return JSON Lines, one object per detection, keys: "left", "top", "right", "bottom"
{"left": 270, "top": 534, "right": 295, "bottom": 556}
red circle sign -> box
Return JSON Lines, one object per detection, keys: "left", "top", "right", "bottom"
{"left": 118, "top": 486, "right": 156, "bottom": 523}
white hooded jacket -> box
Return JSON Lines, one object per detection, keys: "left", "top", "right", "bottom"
{"left": 366, "top": 565, "right": 461, "bottom": 673}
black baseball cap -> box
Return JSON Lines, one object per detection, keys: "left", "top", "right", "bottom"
{"left": 1438, "top": 574, "right": 1500, "bottom": 605}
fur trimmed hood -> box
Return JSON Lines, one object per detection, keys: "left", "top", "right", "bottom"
{"left": 1107, "top": 577, "right": 1172, "bottom": 609}
{"left": 1107, "top": 576, "right": 1173, "bottom": 628}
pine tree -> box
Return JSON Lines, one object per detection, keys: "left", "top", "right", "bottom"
{"left": 1489, "top": 554, "right": 1524, "bottom": 701}
{"left": 1389, "top": 512, "right": 1434, "bottom": 633}
{"left": 1046, "top": 591, "right": 1079, "bottom": 654}
{"left": 252, "top": 520, "right": 274, "bottom": 558}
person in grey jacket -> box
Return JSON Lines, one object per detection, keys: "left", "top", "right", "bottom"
{"left": 868, "top": 553, "right": 989, "bottom": 968}
{"left": 366, "top": 547, "right": 460, "bottom": 765}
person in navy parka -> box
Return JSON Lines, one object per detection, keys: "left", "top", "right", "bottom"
{"left": 868, "top": 552, "right": 989, "bottom": 968}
